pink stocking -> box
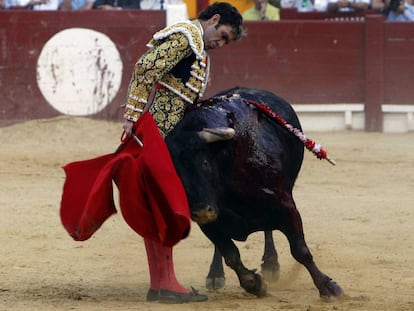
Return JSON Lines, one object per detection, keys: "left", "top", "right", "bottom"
{"left": 144, "top": 238, "right": 160, "bottom": 291}
{"left": 151, "top": 239, "right": 189, "bottom": 293}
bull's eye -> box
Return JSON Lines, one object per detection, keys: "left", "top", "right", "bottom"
{"left": 201, "top": 158, "right": 211, "bottom": 173}
{"left": 202, "top": 159, "right": 210, "bottom": 170}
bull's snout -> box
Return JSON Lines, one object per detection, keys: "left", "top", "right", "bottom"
{"left": 191, "top": 205, "right": 217, "bottom": 225}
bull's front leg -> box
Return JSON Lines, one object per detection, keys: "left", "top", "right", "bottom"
{"left": 222, "top": 240, "right": 267, "bottom": 297}
{"left": 206, "top": 230, "right": 279, "bottom": 290}
{"left": 201, "top": 225, "right": 267, "bottom": 297}
{"left": 205, "top": 246, "right": 225, "bottom": 290}
{"left": 219, "top": 239, "right": 267, "bottom": 297}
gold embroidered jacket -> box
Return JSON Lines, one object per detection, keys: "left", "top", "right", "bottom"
{"left": 124, "top": 21, "right": 209, "bottom": 124}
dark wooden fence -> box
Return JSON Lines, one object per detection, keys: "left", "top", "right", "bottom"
{"left": 1, "top": 10, "right": 413, "bottom": 131}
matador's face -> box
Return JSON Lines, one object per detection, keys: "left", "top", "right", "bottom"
{"left": 202, "top": 14, "right": 237, "bottom": 50}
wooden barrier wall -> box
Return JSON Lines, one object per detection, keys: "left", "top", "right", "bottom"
{"left": 0, "top": 10, "right": 165, "bottom": 125}
{"left": 0, "top": 11, "right": 413, "bottom": 131}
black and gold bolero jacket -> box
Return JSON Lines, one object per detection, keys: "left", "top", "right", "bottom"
{"left": 124, "top": 21, "right": 209, "bottom": 122}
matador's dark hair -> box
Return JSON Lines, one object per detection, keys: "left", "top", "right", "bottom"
{"left": 198, "top": 2, "right": 245, "bottom": 41}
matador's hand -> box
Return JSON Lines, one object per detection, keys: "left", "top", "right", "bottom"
{"left": 123, "top": 119, "right": 134, "bottom": 137}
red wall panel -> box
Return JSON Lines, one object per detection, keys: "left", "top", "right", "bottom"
{"left": 0, "top": 10, "right": 165, "bottom": 125}
{"left": 383, "top": 23, "right": 414, "bottom": 105}
{"left": 0, "top": 11, "right": 413, "bottom": 131}
{"left": 205, "top": 21, "right": 366, "bottom": 104}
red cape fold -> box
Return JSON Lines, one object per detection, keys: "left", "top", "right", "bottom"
{"left": 60, "top": 112, "right": 191, "bottom": 247}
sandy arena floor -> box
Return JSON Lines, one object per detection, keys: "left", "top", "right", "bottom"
{"left": 0, "top": 116, "right": 413, "bottom": 311}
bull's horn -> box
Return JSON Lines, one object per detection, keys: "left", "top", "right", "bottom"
{"left": 198, "top": 127, "right": 235, "bottom": 143}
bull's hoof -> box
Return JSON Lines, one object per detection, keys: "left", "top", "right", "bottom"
{"left": 240, "top": 272, "right": 267, "bottom": 297}
{"left": 319, "top": 279, "right": 344, "bottom": 298}
{"left": 206, "top": 277, "right": 225, "bottom": 290}
{"left": 261, "top": 265, "right": 280, "bottom": 283}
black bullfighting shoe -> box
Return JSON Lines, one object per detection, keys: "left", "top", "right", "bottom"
{"left": 158, "top": 287, "right": 208, "bottom": 304}
{"left": 146, "top": 289, "right": 159, "bottom": 302}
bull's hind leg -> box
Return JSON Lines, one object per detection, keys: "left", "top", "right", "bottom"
{"left": 281, "top": 203, "right": 343, "bottom": 297}
{"left": 261, "top": 230, "right": 280, "bottom": 282}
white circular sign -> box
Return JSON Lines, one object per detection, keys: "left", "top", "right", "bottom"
{"left": 37, "top": 28, "right": 123, "bottom": 116}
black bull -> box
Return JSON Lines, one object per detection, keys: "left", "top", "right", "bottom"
{"left": 165, "top": 87, "right": 343, "bottom": 298}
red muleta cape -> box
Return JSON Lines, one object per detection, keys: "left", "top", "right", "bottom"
{"left": 60, "top": 112, "right": 191, "bottom": 247}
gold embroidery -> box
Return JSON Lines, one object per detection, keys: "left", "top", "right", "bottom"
{"left": 150, "top": 21, "right": 204, "bottom": 59}
{"left": 149, "top": 22, "right": 208, "bottom": 104}
{"left": 124, "top": 101, "right": 145, "bottom": 122}
{"left": 149, "top": 89, "right": 186, "bottom": 138}
{"left": 124, "top": 21, "right": 209, "bottom": 128}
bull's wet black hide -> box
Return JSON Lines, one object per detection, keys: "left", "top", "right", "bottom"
{"left": 166, "top": 87, "right": 343, "bottom": 298}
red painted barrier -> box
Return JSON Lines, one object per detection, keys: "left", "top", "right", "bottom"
{"left": 0, "top": 11, "right": 413, "bottom": 131}
{"left": 206, "top": 20, "right": 367, "bottom": 103}
{"left": 0, "top": 10, "right": 165, "bottom": 125}
{"left": 364, "top": 15, "right": 384, "bottom": 132}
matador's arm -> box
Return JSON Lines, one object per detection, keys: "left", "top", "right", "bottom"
{"left": 124, "top": 33, "right": 193, "bottom": 122}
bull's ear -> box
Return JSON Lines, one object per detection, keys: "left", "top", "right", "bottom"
{"left": 198, "top": 127, "right": 235, "bottom": 143}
